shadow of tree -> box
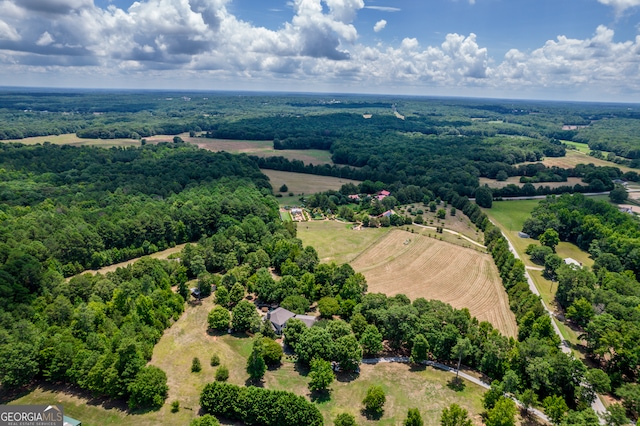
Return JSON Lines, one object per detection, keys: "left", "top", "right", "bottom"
{"left": 447, "top": 376, "right": 466, "bottom": 392}
{"left": 361, "top": 408, "right": 384, "bottom": 421}
{"left": 310, "top": 390, "right": 331, "bottom": 403}
{"left": 244, "top": 378, "right": 264, "bottom": 388}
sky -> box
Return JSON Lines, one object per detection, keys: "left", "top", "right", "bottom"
{"left": 1, "top": 0, "right": 640, "bottom": 102}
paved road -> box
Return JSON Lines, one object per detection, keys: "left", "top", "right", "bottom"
{"left": 362, "top": 357, "right": 550, "bottom": 423}
{"left": 492, "top": 220, "right": 607, "bottom": 420}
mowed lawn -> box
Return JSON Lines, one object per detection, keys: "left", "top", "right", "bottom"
{"left": 350, "top": 229, "right": 517, "bottom": 338}
{"left": 7, "top": 293, "right": 490, "bottom": 426}
{"left": 298, "top": 220, "right": 391, "bottom": 265}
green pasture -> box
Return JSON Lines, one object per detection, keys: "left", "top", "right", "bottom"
{"left": 298, "top": 220, "right": 391, "bottom": 265}
{"left": 562, "top": 140, "right": 591, "bottom": 153}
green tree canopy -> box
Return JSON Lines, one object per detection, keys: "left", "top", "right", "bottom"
{"left": 440, "top": 403, "right": 472, "bottom": 426}
{"left": 232, "top": 300, "right": 260, "bottom": 333}
{"left": 127, "top": 365, "right": 169, "bottom": 410}
{"left": 308, "top": 358, "right": 334, "bottom": 392}
{"left": 404, "top": 408, "right": 424, "bottom": 426}
{"left": 363, "top": 385, "right": 386, "bottom": 416}
{"left": 208, "top": 306, "right": 231, "bottom": 331}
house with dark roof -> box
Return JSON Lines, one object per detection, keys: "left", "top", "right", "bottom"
{"left": 266, "top": 307, "right": 317, "bottom": 335}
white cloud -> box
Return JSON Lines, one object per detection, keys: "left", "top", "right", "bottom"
{"left": 373, "top": 19, "right": 386, "bottom": 32}
{"left": 0, "top": 0, "right": 639, "bottom": 100}
{"left": 0, "top": 20, "right": 20, "bottom": 41}
{"left": 363, "top": 6, "right": 400, "bottom": 12}
{"left": 598, "top": 0, "right": 640, "bottom": 14}
{"left": 35, "top": 31, "right": 54, "bottom": 46}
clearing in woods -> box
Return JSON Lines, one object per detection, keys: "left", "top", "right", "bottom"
{"left": 261, "top": 169, "right": 361, "bottom": 205}
{"left": 4, "top": 133, "right": 334, "bottom": 165}
{"left": 350, "top": 229, "right": 517, "bottom": 338}
{"left": 479, "top": 176, "right": 585, "bottom": 189}
{"left": 524, "top": 150, "right": 636, "bottom": 173}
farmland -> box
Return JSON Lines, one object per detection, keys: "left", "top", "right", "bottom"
{"left": 350, "top": 229, "right": 518, "bottom": 338}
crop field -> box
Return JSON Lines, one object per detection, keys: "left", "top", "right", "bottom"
{"left": 563, "top": 140, "right": 591, "bottom": 153}
{"left": 479, "top": 176, "right": 585, "bottom": 189}
{"left": 262, "top": 169, "right": 361, "bottom": 205}
{"left": 350, "top": 229, "right": 517, "bottom": 338}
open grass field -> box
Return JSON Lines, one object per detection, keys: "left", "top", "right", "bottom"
{"left": 479, "top": 177, "right": 585, "bottom": 189}
{"left": 563, "top": 140, "right": 591, "bottom": 154}
{"left": 4, "top": 132, "right": 334, "bottom": 165}
{"left": 298, "top": 220, "right": 391, "bottom": 264}
{"left": 195, "top": 138, "right": 334, "bottom": 165}
{"left": 262, "top": 169, "right": 361, "bottom": 205}
{"left": 350, "top": 229, "right": 518, "bottom": 338}
{"left": 3, "top": 133, "right": 143, "bottom": 147}
{"left": 7, "top": 291, "right": 494, "bottom": 426}
{"left": 524, "top": 150, "right": 636, "bottom": 173}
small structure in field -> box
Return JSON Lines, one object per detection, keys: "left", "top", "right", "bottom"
{"left": 290, "top": 208, "right": 305, "bottom": 221}
{"left": 379, "top": 209, "right": 395, "bottom": 218}
{"left": 518, "top": 232, "right": 530, "bottom": 238}
{"left": 564, "top": 258, "right": 582, "bottom": 267}
{"left": 266, "top": 307, "right": 317, "bottom": 335}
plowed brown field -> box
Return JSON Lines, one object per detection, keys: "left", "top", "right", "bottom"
{"left": 351, "top": 229, "right": 517, "bottom": 338}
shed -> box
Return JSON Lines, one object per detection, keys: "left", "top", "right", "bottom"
{"left": 518, "top": 232, "right": 530, "bottom": 238}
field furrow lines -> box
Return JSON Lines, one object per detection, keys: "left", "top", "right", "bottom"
{"left": 352, "top": 230, "right": 517, "bottom": 337}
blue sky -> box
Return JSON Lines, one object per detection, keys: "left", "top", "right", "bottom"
{"left": 1, "top": 0, "right": 640, "bottom": 101}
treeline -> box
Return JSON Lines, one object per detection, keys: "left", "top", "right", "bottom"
{"left": 200, "top": 382, "right": 323, "bottom": 426}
